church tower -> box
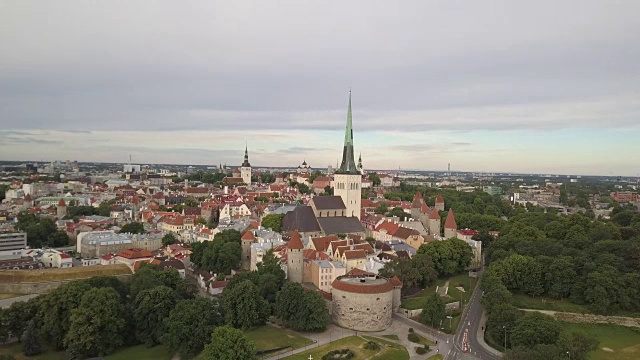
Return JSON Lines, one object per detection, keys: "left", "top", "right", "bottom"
{"left": 241, "top": 146, "right": 252, "bottom": 185}
{"left": 334, "top": 91, "right": 362, "bottom": 220}
{"left": 357, "top": 153, "right": 363, "bottom": 175}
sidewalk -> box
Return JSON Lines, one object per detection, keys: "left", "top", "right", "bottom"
{"left": 476, "top": 311, "right": 503, "bottom": 357}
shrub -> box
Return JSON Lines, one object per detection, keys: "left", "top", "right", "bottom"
{"left": 322, "top": 349, "right": 355, "bottom": 360}
{"left": 363, "top": 341, "right": 380, "bottom": 351}
{"left": 408, "top": 333, "right": 420, "bottom": 343}
{"left": 409, "top": 327, "right": 414, "bottom": 333}
{"left": 416, "top": 346, "right": 427, "bottom": 355}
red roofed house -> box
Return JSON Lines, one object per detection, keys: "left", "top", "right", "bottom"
{"left": 115, "top": 248, "right": 154, "bottom": 269}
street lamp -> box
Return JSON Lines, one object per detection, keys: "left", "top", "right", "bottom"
{"left": 502, "top": 325, "right": 507, "bottom": 350}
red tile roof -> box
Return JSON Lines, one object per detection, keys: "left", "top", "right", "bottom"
{"left": 435, "top": 194, "right": 444, "bottom": 203}
{"left": 331, "top": 275, "right": 394, "bottom": 294}
{"left": 58, "top": 198, "right": 66, "bottom": 206}
{"left": 241, "top": 231, "right": 256, "bottom": 241}
{"left": 117, "top": 248, "right": 153, "bottom": 259}
{"left": 429, "top": 208, "right": 440, "bottom": 220}
{"left": 444, "top": 208, "right": 457, "bottom": 229}
{"left": 287, "top": 231, "right": 304, "bottom": 250}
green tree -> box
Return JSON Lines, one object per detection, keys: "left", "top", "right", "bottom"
{"left": 510, "top": 312, "right": 562, "bottom": 348}
{"left": 374, "top": 201, "right": 389, "bottom": 214}
{"left": 134, "top": 285, "right": 178, "bottom": 346}
{"left": 485, "top": 304, "right": 523, "bottom": 349}
{"left": 40, "top": 281, "right": 91, "bottom": 349}
{"left": 21, "top": 319, "right": 41, "bottom": 356}
{"left": 49, "top": 231, "right": 70, "bottom": 247}
{"left": 162, "top": 233, "right": 178, "bottom": 247}
{"left": 387, "top": 207, "right": 411, "bottom": 220}
{"left": 222, "top": 280, "right": 269, "bottom": 330}
{"left": 379, "top": 257, "right": 422, "bottom": 289}
{"left": 161, "top": 297, "right": 223, "bottom": 358}
{"left": 261, "top": 214, "right": 284, "bottom": 232}
{"left": 202, "top": 325, "right": 257, "bottom": 360}
{"left": 417, "top": 238, "right": 473, "bottom": 277}
{"left": 5, "top": 298, "right": 40, "bottom": 341}
{"left": 63, "top": 288, "right": 125, "bottom": 359}
{"left": 368, "top": 173, "right": 381, "bottom": 186}
{"left": 420, "top": 293, "right": 445, "bottom": 327}
{"left": 558, "top": 331, "right": 598, "bottom": 360}
{"left": 119, "top": 222, "right": 145, "bottom": 234}
{"left": 275, "top": 283, "right": 329, "bottom": 332}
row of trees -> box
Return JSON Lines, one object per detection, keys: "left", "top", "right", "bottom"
{"left": 0, "top": 264, "right": 203, "bottom": 359}
{"left": 190, "top": 230, "right": 243, "bottom": 274}
{"left": 379, "top": 238, "right": 473, "bottom": 291}
{"left": 484, "top": 211, "right": 640, "bottom": 314}
{"left": 16, "top": 212, "right": 70, "bottom": 248}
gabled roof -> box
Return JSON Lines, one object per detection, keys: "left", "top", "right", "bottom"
{"left": 343, "top": 249, "right": 366, "bottom": 260}
{"left": 317, "top": 217, "right": 365, "bottom": 235}
{"left": 282, "top": 206, "right": 321, "bottom": 233}
{"left": 311, "top": 236, "right": 339, "bottom": 252}
{"left": 444, "top": 208, "right": 457, "bottom": 229}
{"left": 311, "top": 196, "right": 346, "bottom": 210}
{"left": 117, "top": 248, "right": 153, "bottom": 259}
{"left": 241, "top": 231, "right": 256, "bottom": 241}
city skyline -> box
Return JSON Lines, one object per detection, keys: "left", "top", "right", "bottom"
{"left": 1, "top": 1, "right": 640, "bottom": 176}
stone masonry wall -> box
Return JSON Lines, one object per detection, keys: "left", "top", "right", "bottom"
{"left": 332, "top": 288, "right": 392, "bottom": 331}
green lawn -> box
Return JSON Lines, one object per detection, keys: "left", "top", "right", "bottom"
{"left": 282, "top": 336, "right": 378, "bottom": 360}
{"left": 428, "top": 355, "right": 444, "bottom": 360}
{"left": 401, "top": 273, "right": 475, "bottom": 310}
{"left": 363, "top": 336, "right": 410, "bottom": 360}
{"left": 245, "top": 324, "right": 313, "bottom": 357}
{"left": 513, "top": 294, "right": 640, "bottom": 318}
{"left": 105, "top": 344, "right": 173, "bottom": 360}
{"left": 512, "top": 294, "right": 591, "bottom": 314}
{"left": 0, "top": 342, "right": 66, "bottom": 360}
{"left": 0, "top": 343, "right": 172, "bottom": 360}
{"left": 562, "top": 322, "right": 640, "bottom": 360}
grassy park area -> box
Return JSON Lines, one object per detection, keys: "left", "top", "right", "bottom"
{"left": 562, "top": 322, "right": 640, "bottom": 360}
{"left": 401, "top": 273, "right": 476, "bottom": 310}
{"left": 0, "top": 264, "right": 131, "bottom": 283}
{"left": 0, "top": 343, "right": 173, "bottom": 360}
{"left": 282, "top": 336, "right": 409, "bottom": 360}
{"left": 512, "top": 294, "right": 591, "bottom": 314}
{"left": 246, "top": 325, "right": 313, "bottom": 357}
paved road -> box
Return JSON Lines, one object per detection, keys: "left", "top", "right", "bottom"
{"left": 451, "top": 279, "right": 501, "bottom": 360}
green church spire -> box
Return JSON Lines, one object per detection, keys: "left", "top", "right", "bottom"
{"left": 337, "top": 90, "right": 359, "bottom": 174}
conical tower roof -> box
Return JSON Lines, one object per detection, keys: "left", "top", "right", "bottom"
{"left": 287, "top": 231, "right": 304, "bottom": 250}
{"left": 242, "top": 146, "right": 251, "bottom": 167}
{"left": 435, "top": 194, "right": 445, "bottom": 204}
{"left": 444, "top": 208, "right": 457, "bottom": 229}
{"left": 429, "top": 207, "right": 440, "bottom": 220}
{"left": 58, "top": 198, "right": 66, "bottom": 206}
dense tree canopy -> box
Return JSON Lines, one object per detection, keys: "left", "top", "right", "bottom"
{"left": 275, "top": 282, "right": 329, "bottom": 332}
{"left": 119, "top": 222, "right": 145, "bottom": 234}
{"left": 134, "top": 285, "right": 178, "bottom": 346}
{"left": 63, "top": 288, "right": 125, "bottom": 359}
{"left": 202, "top": 325, "right": 257, "bottom": 360}
{"left": 420, "top": 293, "right": 445, "bottom": 327}
{"left": 417, "top": 238, "right": 473, "bottom": 277}
{"left": 161, "top": 297, "right": 223, "bottom": 358}
{"left": 261, "top": 214, "right": 284, "bottom": 232}
{"left": 222, "top": 280, "right": 270, "bottom": 330}
{"left": 16, "top": 212, "right": 69, "bottom": 248}
{"left": 191, "top": 230, "right": 243, "bottom": 274}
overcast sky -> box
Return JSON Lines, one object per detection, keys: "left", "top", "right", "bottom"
{"left": 1, "top": 1, "right": 639, "bottom": 175}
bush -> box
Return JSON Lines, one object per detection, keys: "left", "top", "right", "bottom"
{"left": 408, "top": 333, "right": 420, "bottom": 343}
{"left": 363, "top": 341, "right": 380, "bottom": 351}
{"left": 409, "top": 327, "right": 414, "bottom": 333}
{"left": 322, "top": 349, "right": 355, "bottom": 360}
{"left": 416, "top": 346, "right": 427, "bottom": 355}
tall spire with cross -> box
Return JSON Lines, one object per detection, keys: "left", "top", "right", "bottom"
{"left": 242, "top": 145, "right": 251, "bottom": 167}
{"left": 337, "top": 90, "right": 359, "bottom": 174}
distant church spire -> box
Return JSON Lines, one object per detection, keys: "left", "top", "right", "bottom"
{"left": 337, "top": 90, "right": 359, "bottom": 174}
{"left": 242, "top": 145, "right": 251, "bottom": 167}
